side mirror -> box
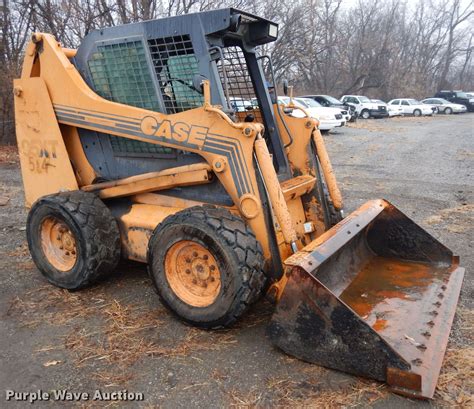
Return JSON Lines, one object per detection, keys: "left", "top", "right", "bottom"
{"left": 282, "top": 79, "right": 289, "bottom": 96}
{"left": 192, "top": 74, "right": 207, "bottom": 93}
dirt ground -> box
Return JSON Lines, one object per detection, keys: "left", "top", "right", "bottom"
{"left": 0, "top": 114, "right": 473, "bottom": 408}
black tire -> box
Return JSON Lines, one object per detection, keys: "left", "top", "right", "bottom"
{"left": 445, "top": 107, "right": 452, "bottom": 115}
{"left": 26, "top": 191, "right": 121, "bottom": 290}
{"left": 413, "top": 109, "right": 421, "bottom": 117}
{"left": 360, "top": 109, "right": 370, "bottom": 119}
{"left": 148, "top": 205, "right": 265, "bottom": 329}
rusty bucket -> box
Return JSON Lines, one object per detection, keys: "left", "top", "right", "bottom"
{"left": 269, "top": 199, "right": 464, "bottom": 399}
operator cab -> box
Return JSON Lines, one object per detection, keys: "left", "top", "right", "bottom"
{"left": 74, "top": 8, "right": 290, "bottom": 188}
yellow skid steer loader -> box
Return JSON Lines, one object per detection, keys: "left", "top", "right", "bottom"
{"left": 14, "top": 9, "right": 464, "bottom": 399}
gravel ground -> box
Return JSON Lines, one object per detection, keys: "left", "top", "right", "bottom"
{"left": 0, "top": 114, "right": 472, "bottom": 408}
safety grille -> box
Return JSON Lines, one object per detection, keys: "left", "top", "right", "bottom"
{"left": 88, "top": 40, "right": 173, "bottom": 156}
{"left": 217, "top": 46, "right": 263, "bottom": 123}
{"left": 148, "top": 35, "right": 203, "bottom": 114}
{"left": 89, "top": 40, "right": 160, "bottom": 111}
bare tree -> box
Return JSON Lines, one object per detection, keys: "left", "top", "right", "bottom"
{"left": 1, "top": 0, "right": 473, "bottom": 144}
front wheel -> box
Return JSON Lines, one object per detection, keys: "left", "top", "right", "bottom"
{"left": 360, "top": 109, "right": 370, "bottom": 119}
{"left": 413, "top": 109, "right": 421, "bottom": 117}
{"left": 148, "top": 205, "right": 266, "bottom": 329}
{"left": 445, "top": 107, "right": 452, "bottom": 115}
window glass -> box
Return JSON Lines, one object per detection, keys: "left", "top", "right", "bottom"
{"left": 297, "top": 98, "right": 322, "bottom": 107}
{"left": 164, "top": 54, "right": 203, "bottom": 110}
{"left": 325, "top": 95, "right": 343, "bottom": 104}
{"left": 148, "top": 35, "right": 204, "bottom": 113}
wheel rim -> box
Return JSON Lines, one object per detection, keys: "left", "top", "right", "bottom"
{"left": 40, "top": 216, "right": 77, "bottom": 272}
{"left": 414, "top": 110, "right": 420, "bottom": 116}
{"left": 362, "top": 111, "right": 369, "bottom": 118}
{"left": 165, "top": 240, "right": 221, "bottom": 307}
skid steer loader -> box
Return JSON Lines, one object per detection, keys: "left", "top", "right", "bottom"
{"left": 14, "top": 8, "right": 464, "bottom": 399}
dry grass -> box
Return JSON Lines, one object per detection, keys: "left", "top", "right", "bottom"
{"left": 457, "top": 149, "right": 474, "bottom": 160}
{"left": 436, "top": 347, "right": 474, "bottom": 406}
{"left": 7, "top": 242, "right": 30, "bottom": 258}
{"left": 63, "top": 300, "right": 164, "bottom": 367}
{"left": 6, "top": 285, "right": 107, "bottom": 327}
{"left": 7, "top": 284, "right": 239, "bottom": 387}
{"left": 434, "top": 307, "right": 474, "bottom": 406}
{"left": 346, "top": 121, "right": 388, "bottom": 132}
{"left": 229, "top": 378, "right": 387, "bottom": 408}
{"left": 0, "top": 145, "right": 18, "bottom": 163}
{"left": 424, "top": 204, "right": 474, "bottom": 234}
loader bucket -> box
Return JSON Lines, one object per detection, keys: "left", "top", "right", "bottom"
{"left": 269, "top": 199, "right": 464, "bottom": 399}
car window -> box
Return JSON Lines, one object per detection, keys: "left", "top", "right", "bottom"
{"left": 295, "top": 98, "right": 310, "bottom": 107}
{"left": 359, "top": 96, "right": 371, "bottom": 103}
{"left": 325, "top": 95, "right": 343, "bottom": 104}
{"left": 455, "top": 92, "right": 468, "bottom": 98}
{"left": 407, "top": 99, "right": 420, "bottom": 104}
{"left": 348, "top": 97, "right": 358, "bottom": 104}
{"left": 314, "top": 97, "right": 329, "bottom": 106}
{"left": 298, "top": 98, "right": 321, "bottom": 107}
{"left": 401, "top": 100, "right": 409, "bottom": 106}
{"left": 390, "top": 100, "right": 399, "bottom": 105}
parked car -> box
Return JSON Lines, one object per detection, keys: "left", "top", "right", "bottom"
{"left": 300, "top": 95, "right": 356, "bottom": 121}
{"left": 434, "top": 90, "right": 474, "bottom": 112}
{"left": 278, "top": 97, "right": 345, "bottom": 131}
{"left": 371, "top": 99, "right": 403, "bottom": 117}
{"left": 229, "top": 97, "right": 253, "bottom": 112}
{"left": 388, "top": 99, "right": 434, "bottom": 116}
{"left": 340, "top": 95, "right": 389, "bottom": 119}
{"left": 295, "top": 97, "right": 351, "bottom": 123}
{"left": 421, "top": 98, "right": 467, "bottom": 114}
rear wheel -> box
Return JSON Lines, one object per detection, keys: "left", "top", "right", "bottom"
{"left": 148, "top": 205, "right": 265, "bottom": 329}
{"left": 360, "top": 109, "right": 370, "bottom": 119}
{"left": 26, "top": 191, "right": 121, "bottom": 290}
{"left": 445, "top": 107, "right": 452, "bottom": 115}
{"left": 413, "top": 109, "right": 421, "bottom": 117}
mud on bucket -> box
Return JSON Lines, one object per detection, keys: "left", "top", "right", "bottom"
{"left": 269, "top": 199, "right": 464, "bottom": 399}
